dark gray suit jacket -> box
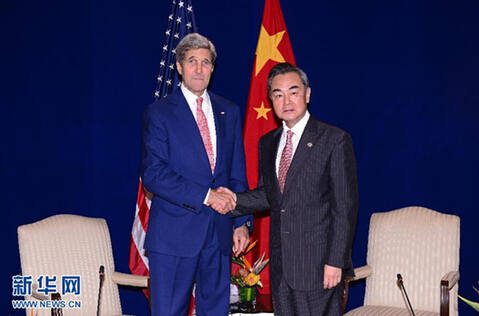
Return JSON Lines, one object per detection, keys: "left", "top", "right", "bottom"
{"left": 233, "top": 115, "right": 358, "bottom": 292}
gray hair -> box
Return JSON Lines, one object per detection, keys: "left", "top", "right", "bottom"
{"left": 176, "top": 33, "right": 217, "bottom": 65}
{"left": 267, "top": 62, "right": 309, "bottom": 96}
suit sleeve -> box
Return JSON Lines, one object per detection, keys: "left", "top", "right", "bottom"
{"left": 231, "top": 140, "right": 271, "bottom": 218}
{"left": 326, "top": 132, "right": 359, "bottom": 269}
{"left": 229, "top": 106, "right": 255, "bottom": 229}
{"left": 141, "top": 105, "right": 209, "bottom": 214}
{"left": 233, "top": 179, "right": 270, "bottom": 217}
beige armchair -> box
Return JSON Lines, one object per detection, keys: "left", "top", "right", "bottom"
{"left": 344, "top": 206, "right": 460, "bottom": 316}
{"left": 17, "top": 214, "right": 149, "bottom": 316}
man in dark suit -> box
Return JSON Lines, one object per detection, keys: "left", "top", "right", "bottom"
{"left": 218, "top": 62, "right": 358, "bottom": 316}
{"left": 141, "top": 33, "right": 253, "bottom": 316}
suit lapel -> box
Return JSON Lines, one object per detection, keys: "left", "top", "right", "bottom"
{"left": 283, "top": 117, "right": 322, "bottom": 194}
{"left": 268, "top": 127, "right": 283, "bottom": 200}
{"left": 171, "top": 90, "right": 212, "bottom": 174}
{"left": 210, "top": 93, "right": 226, "bottom": 175}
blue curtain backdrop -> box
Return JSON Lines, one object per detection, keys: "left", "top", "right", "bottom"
{"left": 2, "top": 0, "right": 478, "bottom": 315}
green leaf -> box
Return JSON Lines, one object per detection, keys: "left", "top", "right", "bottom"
{"left": 232, "top": 257, "right": 245, "bottom": 267}
{"left": 231, "top": 274, "right": 245, "bottom": 287}
{"left": 458, "top": 295, "right": 479, "bottom": 312}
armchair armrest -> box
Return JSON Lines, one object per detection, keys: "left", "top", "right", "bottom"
{"left": 440, "top": 270, "right": 460, "bottom": 316}
{"left": 441, "top": 271, "right": 459, "bottom": 290}
{"left": 348, "top": 265, "right": 372, "bottom": 282}
{"left": 111, "top": 271, "right": 149, "bottom": 288}
{"left": 31, "top": 283, "right": 49, "bottom": 300}
{"left": 30, "top": 284, "right": 63, "bottom": 315}
{"left": 342, "top": 265, "right": 372, "bottom": 314}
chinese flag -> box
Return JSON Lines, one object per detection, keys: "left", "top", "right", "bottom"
{"left": 243, "top": 0, "right": 296, "bottom": 294}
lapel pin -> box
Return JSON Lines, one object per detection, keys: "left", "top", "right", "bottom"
{"left": 307, "top": 142, "right": 313, "bottom": 147}
{"left": 221, "top": 111, "right": 225, "bottom": 115}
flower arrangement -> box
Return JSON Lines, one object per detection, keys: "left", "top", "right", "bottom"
{"left": 458, "top": 282, "right": 479, "bottom": 312}
{"left": 231, "top": 240, "right": 269, "bottom": 289}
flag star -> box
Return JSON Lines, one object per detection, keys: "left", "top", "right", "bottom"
{"left": 168, "top": 14, "right": 173, "bottom": 20}
{"left": 169, "top": 63, "right": 175, "bottom": 70}
{"left": 179, "top": 1, "right": 184, "bottom": 8}
{"left": 176, "top": 17, "right": 182, "bottom": 24}
{"left": 163, "top": 45, "right": 168, "bottom": 51}
{"left": 172, "top": 49, "right": 177, "bottom": 55}
{"left": 160, "top": 60, "right": 165, "bottom": 67}
{"left": 187, "top": 5, "right": 193, "bottom": 12}
{"left": 174, "top": 33, "right": 180, "bottom": 39}
{"left": 254, "top": 102, "right": 273, "bottom": 120}
{"left": 177, "top": 81, "right": 181, "bottom": 87}
{"left": 155, "top": 91, "right": 160, "bottom": 98}
{"left": 186, "top": 22, "right": 192, "bottom": 29}
{"left": 157, "top": 76, "right": 163, "bottom": 82}
{"left": 166, "top": 79, "right": 172, "bottom": 86}
{"left": 165, "top": 29, "right": 171, "bottom": 36}
{"left": 255, "top": 25, "right": 286, "bottom": 76}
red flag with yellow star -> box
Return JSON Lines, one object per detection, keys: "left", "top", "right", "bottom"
{"left": 243, "top": 0, "right": 295, "bottom": 294}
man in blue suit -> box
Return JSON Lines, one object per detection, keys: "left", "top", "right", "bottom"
{"left": 141, "top": 33, "right": 253, "bottom": 316}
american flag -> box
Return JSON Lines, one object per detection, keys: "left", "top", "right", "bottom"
{"left": 154, "top": 0, "right": 198, "bottom": 100}
{"left": 129, "top": 0, "right": 198, "bottom": 296}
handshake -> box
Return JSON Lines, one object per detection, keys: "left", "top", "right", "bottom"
{"left": 206, "top": 187, "right": 236, "bottom": 215}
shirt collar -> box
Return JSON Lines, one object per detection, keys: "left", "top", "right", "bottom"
{"left": 180, "top": 83, "right": 210, "bottom": 107}
{"left": 282, "top": 110, "right": 310, "bottom": 138}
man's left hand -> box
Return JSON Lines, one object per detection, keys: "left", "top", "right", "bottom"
{"left": 233, "top": 225, "right": 249, "bottom": 256}
{"left": 323, "top": 264, "right": 342, "bottom": 289}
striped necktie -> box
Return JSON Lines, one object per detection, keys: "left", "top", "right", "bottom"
{"left": 278, "top": 130, "right": 293, "bottom": 193}
{"left": 196, "top": 97, "right": 215, "bottom": 173}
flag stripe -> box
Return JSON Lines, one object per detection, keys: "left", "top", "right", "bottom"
{"left": 129, "top": 236, "right": 149, "bottom": 274}
{"left": 136, "top": 181, "right": 150, "bottom": 232}
{"left": 129, "top": 180, "right": 150, "bottom": 274}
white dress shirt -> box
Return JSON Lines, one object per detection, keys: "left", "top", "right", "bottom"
{"left": 181, "top": 84, "right": 217, "bottom": 161}
{"left": 276, "top": 111, "right": 311, "bottom": 176}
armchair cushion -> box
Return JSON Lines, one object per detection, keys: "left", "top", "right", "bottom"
{"left": 346, "top": 306, "right": 438, "bottom": 316}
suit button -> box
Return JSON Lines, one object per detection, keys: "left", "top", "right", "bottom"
{"left": 281, "top": 209, "right": 285, "bottom": 213}
{"left": 212, "top": 178, "right": 216, "bottom": 183}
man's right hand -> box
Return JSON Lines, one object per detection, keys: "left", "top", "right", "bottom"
{"left": 207, "top": 188, "right": 236, "bottom": 214}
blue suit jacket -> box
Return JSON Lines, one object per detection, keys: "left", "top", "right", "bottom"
{"left": 141, "top": 88, "right": 252, "bottom": 257}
